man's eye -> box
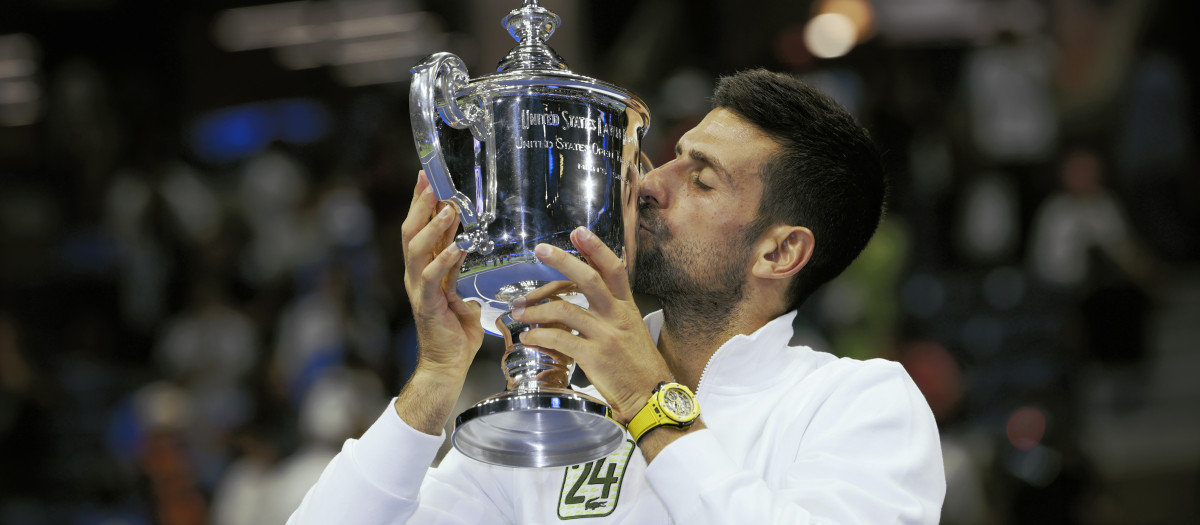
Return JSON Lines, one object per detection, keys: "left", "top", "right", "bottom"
{"left": 692, "top": 174, "right": 712, "bottom": 190}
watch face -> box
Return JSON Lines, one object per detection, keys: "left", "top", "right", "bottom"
{"left": 661, "top": 388, "right": 695, "bottom": 419}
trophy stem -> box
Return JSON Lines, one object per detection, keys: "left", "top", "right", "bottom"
{"left": 451, "top": 308, "right": 627, "bottom": 468}
{"left": 504, "top": 341, "right": 572, "bottom": 391}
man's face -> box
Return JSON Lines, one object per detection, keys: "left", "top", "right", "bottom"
{"left": 631, "top": 108, "right": 779, "bottom": 303}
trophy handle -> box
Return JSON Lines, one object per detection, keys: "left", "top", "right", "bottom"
{"left": 410, "top": 52, "right": 494, "bottom": 255}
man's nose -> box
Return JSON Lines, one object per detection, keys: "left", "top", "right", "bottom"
{"left": 637, "top": 162, "right": 671, "bottom": 209}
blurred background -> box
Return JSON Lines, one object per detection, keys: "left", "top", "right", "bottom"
{"left": 1, "top": 0, "right": 1198, "bottom": 523}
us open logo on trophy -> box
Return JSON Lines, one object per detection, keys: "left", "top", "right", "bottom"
{"left": 409, "top": 0, "right": 650, "bottom": 468}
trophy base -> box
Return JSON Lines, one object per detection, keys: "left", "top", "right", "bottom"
{"left": 452, "top": 388, "right": 627, "bottom": 468}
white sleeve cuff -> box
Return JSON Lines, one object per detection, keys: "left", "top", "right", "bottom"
{"left": 349, "top": 398, "right": 448, "bottom": 500}
{"left": 643, "top": 430, "right": 736, "bottom": 515}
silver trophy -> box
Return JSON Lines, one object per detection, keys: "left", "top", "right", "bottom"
{"left": 409, "top": 0, "right": 650, "bottom": 467}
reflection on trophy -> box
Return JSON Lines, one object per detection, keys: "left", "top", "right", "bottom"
{"left": 408, "top": 0, "right": 650, "bottom": 467}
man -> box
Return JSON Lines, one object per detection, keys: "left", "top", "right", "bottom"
{"left": 290, "top": 69, "right": 945, "bottom": 524}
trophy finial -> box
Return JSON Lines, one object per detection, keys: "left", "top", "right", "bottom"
{"left": 497, "top": 0, "right": 567, "bottom": 71}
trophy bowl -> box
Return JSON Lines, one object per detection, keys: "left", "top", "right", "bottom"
{"left": 409, "top": 0, "right": 650, "bottom": 467}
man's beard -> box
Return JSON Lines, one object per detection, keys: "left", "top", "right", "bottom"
{"left": 631, "top": 203, "right": 760, "bottom": 330}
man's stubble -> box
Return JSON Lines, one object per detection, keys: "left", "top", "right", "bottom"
{"left": 630, "top": 203, "right": 762, "bottom": 334}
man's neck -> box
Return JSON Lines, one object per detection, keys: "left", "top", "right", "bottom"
{"left": 655, "top": 300, "right": 764, "bottom": 392}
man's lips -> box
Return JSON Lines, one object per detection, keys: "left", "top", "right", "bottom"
{"left": 637, "top": 207, "right": 659, "bottom": 235}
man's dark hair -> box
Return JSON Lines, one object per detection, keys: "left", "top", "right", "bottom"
{"left": 712, "top": 69, "right": 887, "bottom": 312}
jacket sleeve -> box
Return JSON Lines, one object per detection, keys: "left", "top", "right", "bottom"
{"left": 644, "top": 361, "right": 945, "bottom": 524}
{"left": 288, "top": 401, "right": 512, "bottom": 525}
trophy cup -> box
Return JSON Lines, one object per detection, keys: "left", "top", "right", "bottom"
{"left": 409, "top": 0, "right": 650, "bottom": 467}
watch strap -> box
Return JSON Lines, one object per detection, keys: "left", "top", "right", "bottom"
{"left": 626, "top": 394, "right": 665, "bottom": 442}
{"left": 626, "top": 381, "right": 697, "bottom": 442}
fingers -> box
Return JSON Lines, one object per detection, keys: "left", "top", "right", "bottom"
{"left": 520, "top": 280, "right": 578, "bottom": 304}
{"left": 570, "top": 227, "right": 632, "bottom": 301}
{"left": 530, "top": 242, "right": 614, "bottom": 313}
{"left": 417, "top": 241, "right": 464, "bottom": 306}
{"left": 529, "top": 229, "right": 631, "bottom": 312}
{"left": 435, "top": 203, "right": 463, "bottom": 292}
{"left": 446, "top": 281, "right": 480, "bottom": 320}
{"left": 512, "top": 296, "right": 599, "bottom": 339}
{"left": 401, "top": 171, "right": 439, "bottom": 260}
{"left": 407, "top": 203, "right": 460, "bottom": 275}
{"left": 409, "top": 170, "right": 430, "bottom": 209}
{"left": 519, "top": 325, "right": 591, "bottom": 363}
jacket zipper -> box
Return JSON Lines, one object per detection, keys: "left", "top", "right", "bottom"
{"left": 694, "top": 339, "right": 732, "bottom": 397}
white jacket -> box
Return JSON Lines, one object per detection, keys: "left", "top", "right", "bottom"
{"left": 290, "top": 311, "right": 945, "bottom": 524}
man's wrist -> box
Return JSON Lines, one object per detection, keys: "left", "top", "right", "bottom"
{"left": 613, "top": 377, "right": 677, "bottom": 425}
{"left": 394, "top": 366, "right": 470, "bottom": 435}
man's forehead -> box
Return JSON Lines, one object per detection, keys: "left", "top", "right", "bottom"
{"left": 677, "top": 108, "right": 779, "bottom": 174}
{"left": 681, "top": 109, "right": 776, "bottom": 147}
{"left": 701, "top": 107, "right": 758, "bottom": 135}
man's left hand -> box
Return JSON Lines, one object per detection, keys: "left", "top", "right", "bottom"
{"left": 511, "top": 226, "right": 671, "bottom": 425}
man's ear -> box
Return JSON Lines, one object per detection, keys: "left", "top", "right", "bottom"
{"left": 751, "top": 225, "right": 814, "bottom": 281}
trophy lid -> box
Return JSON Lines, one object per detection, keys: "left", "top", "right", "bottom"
{"left": 477, "top": 0, "right": 649, "bottom": 127}
{"left": 496, "top": 0, "right": 569, "bottom": 72}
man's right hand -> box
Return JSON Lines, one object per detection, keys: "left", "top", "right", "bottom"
{"left": 395, "top": 171, "right": 483, "bottom": 435}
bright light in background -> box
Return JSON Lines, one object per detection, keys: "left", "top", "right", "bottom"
{"left": 212, "top": 0, "right": 449, "bottom": 86}
{"left": 802, "top": 0, "right": 876, "bottom": 60}
{"left": 0, "top": 33, "right": 41, "bottom": 127}
{"left": 822, "top": 0, "right": 875, "bottom": 41}
{"left": 804, "top": 13, "right": 857, "bottom": 59}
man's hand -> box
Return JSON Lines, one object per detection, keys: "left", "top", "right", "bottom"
{"left": 395, "top": 171, "right": 483, "bottom": 434}
{"left": 510, "top": 227, "right": 671, "bottom": 425}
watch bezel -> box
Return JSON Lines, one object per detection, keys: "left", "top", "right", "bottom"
{"left": 627, "top": 381, "right": 701, "bottom": 442}
{"left": 654, "top": 382, "right": 700, "bottom": 425}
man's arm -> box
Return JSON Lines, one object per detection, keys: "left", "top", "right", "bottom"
{"left": 289, "top": 172, "right": 497, "bottom": 524}
{"left": 394, "top": 171, "right": 485, "bottom": 433}
{"left": 645, "top": 362, "right": 945, "bottom": 524}
{"left": 634, "top": 419, "right": 706, "bottom": 463}
{"left": 288, "top": 398, "right": 513, "bottom": 525}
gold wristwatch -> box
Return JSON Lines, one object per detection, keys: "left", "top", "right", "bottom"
{"left": 626, "top": 382, "right": 700, "bottom": 442}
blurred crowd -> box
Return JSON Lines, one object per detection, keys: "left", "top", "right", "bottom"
{"left": 2, "top": 0, "right": 1199, "bottom": 524}
{"left": 0, "top": 113, "right": 416, "bottom": 523}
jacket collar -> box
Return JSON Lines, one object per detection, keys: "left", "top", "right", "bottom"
{"left": 643, "top": 310, "right": 807, "bottom": 395}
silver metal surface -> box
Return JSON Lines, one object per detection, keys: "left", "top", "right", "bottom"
{"left": 408, "top": 0, "right": 647, "bottom": 468}
{"left": 408, "top": 52, "right": 493, "bottom": 255}
{"left": 495, "top": 280, "right": 553, "bottom": 304}
{"left": 408, "top": 0, "right": 649, "bottom": 314}
{"left": 452, "top": 389, "right": 627, "bottom": 468}
{"left": 497, "top": 0, "right": 568, "bottom": 72}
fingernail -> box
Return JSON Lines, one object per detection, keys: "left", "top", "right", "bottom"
{"left": 424, "top": 185, "right": 434, "bottom": 196}
{"left": 576, "top": 226, "right": 594, "bottom": 242}
{"left": 446, "top": 243, "right": 460, "bottom": 256}
{"left": 439, "top": 206, "right": 453, "bottom": 218}
{"left": 534, "top": 244, "right": 552, "bottom": 259}
{"left": 512, "top": 296, "right": 526, "bottom": 318}
{"left": 518, "top": 331, "right": 528, "bottom": 343}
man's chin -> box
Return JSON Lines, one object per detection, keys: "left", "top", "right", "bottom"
{"left": 629, "top": 267, "right": 667, "bottom": 299}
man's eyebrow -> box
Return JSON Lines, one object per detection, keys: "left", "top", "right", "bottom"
{"left": 687, "top": 147, "right": 731, "bottom": 186}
